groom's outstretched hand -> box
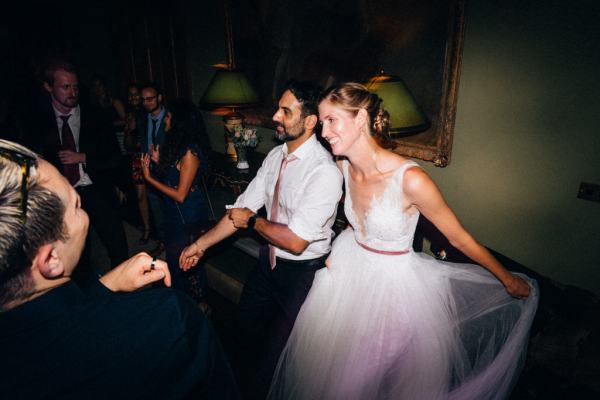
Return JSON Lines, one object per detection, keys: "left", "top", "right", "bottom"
{"left": 179, "top": 242, "right": 205, "bottom": 271}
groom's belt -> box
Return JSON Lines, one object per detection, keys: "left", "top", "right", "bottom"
{"left": 275, "top": 255, "right": 327, "bottom": 265}
{"left": 260, "top": 244, "right": 327, "bottom": 267}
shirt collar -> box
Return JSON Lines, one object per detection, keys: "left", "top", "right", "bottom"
{"left": 148, "top": 107, "right": 166, "bottom": 122}
{"left": 52, "top": 104, "right": 80, "bottom": 119}
{"left": 282, "top": 134, "right": 318, "bottom": 160}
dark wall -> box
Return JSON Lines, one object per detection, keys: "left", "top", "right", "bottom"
{"left": 0, "top": 0, "right": 191, "bottom": 143}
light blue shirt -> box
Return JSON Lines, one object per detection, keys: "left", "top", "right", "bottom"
{"left": 146, "top": 107, "right": 166, "bottom": 150}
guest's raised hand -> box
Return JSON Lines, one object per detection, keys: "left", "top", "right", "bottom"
{"left": 140, "top": 153, "right": 151, "bottom": 178}
{"left": 179, "top": 242, "right": 205, "bottom": 271}
{"left": 99, "top": 252, "right": 171, "bottom": 291}
{"left": 503, "top": 274, "right": 531, "bottom": 299}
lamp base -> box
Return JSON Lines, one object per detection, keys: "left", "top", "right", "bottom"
{"left": 224, "top": 111, "right": 244, "bottom": 162}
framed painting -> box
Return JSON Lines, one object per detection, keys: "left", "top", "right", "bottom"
{"left": 233, "top": 0, "right": 467, "bottom": 167}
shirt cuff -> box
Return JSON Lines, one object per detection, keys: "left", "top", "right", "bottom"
{"left": 232, "top": 197, "right": 259, "bottom": 213}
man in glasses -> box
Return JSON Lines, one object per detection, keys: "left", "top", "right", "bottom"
{"left": 25, "top": 58, "right": 128, "bottom": 282}
{"left": 0, "top": 139, "right": 238, "bottom": 398}
{"left": 138, "top": 82, "right": 168, "bottom": 256}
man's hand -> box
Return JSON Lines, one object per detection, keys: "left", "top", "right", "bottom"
{"left": 58, "top": 150, "right": 85, "bottom": 165}
{"left": 179, "top": 242, "right": 206, "bottom": 271}
{"left": 99, "top": 252, "right": 171, "bottom": 292}
{"left": 229, "top": 207, "right": 255, "bottom": 229}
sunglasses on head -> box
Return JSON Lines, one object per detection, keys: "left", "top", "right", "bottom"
{"left": 0, "top": 148, "right": 37, "bottom": 223}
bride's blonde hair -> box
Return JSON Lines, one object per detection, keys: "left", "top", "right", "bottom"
{"left": 319, "top": 82, "right": 391, "bottom": 140}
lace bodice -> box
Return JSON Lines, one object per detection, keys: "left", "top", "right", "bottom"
{"left": 343, "top": 160, "right": 421, "bottom": 252}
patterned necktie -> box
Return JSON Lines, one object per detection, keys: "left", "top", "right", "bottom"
{"left": 269, "top": 153, "right": 297, "bottom": 268}
{"left": 59, "top": 115, "right": 80, "bottom": 185}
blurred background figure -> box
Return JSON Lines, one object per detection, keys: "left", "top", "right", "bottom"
{"left": 124, "top": 82, "right": 152, "bottom": 244}
{"left": 89, "top": 74, "right": 129, "bottom": 205}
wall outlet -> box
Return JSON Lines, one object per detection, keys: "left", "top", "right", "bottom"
{"left": 577, "top": 182, "right": 600, "bottom": 203}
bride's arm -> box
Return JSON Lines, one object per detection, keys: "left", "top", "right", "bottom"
{"left": 403, "top": 167, "right": 531, "bottom": 299}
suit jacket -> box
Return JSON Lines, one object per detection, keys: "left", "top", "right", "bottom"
{"left": 26, "top": 98, "right": 120, "bottom": 182}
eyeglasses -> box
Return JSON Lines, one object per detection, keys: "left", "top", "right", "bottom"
{"left": 142, "top": 96, "right": 157, "bottom": 102}
{"left": 0, "top": 148, "right": 37, "bottom": 223}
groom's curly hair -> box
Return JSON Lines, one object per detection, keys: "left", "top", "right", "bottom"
{"left": 281, "top": 80, "right": 323, "bottom": 118}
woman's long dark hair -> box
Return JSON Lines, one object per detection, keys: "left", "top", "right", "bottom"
{"left": 156, "top": 100, "right": 206, "bottom": 177}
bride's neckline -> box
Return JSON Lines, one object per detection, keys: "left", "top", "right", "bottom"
{"left": 345, "top": 160, "right": 414, "bottom": 234}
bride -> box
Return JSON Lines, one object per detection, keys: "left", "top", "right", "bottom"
{"left": 268, "top": 83, "right": 538, "bottom": 399}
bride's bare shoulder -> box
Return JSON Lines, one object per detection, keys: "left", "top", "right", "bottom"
{"left": 376, "top": 151, "right": 430, "bottom": 191}
{"left": 379, "top": 151, "right": 410, "bottom": 172}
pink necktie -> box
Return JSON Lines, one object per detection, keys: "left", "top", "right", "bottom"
{"left": 269, "top": 153, "right": 297, "bottom": 268}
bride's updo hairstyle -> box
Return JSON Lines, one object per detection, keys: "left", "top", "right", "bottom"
{"left": 319, "top": 82, "right": 391, "bottom": 140}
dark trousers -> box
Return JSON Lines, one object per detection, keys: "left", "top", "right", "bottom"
{"left": 236, "top": 245, "right": 326, "bottom": 399}
{"left": 73, "top": 185, "right": 128, "bottom": 284}
{"left": 147, "top": 188, "right": 166, "bottom": 242}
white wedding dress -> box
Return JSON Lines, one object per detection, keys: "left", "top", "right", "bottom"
{"left": 268, "top": 160, "right": 539, "bottom": 400}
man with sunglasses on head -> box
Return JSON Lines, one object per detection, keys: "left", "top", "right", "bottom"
{"left": 0, "top": 139, "right": 238, "bottom": 398}
{"left": 24, "top": 58, "right": 128, "bottom": 283}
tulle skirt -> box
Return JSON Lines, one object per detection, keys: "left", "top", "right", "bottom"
{"left": 268, "top": 229, "right": 539, "bottom": 400}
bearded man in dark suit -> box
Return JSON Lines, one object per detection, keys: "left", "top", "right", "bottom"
{"left": 25, "top": 59, "right": 128, "bottom": 282}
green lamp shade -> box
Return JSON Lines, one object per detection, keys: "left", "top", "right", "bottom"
{"left": 366, "top": 73, "right": 430, "bottom": 135}
{"left": 200, "top": 69, "right": 259, "bottom": 108}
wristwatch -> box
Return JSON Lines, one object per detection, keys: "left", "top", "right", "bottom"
{"left": 248, "top": 215, "right": 257, "bottom": 229}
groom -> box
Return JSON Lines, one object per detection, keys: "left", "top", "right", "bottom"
{"left": 180, "top": 80, "right": 343, "bottom": 397}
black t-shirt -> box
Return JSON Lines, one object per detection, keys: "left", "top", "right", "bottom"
{"left": 0, "top": 280, "right": 238, "bottom": 399}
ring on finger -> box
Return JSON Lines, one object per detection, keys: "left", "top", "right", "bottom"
{"left": 150, "top": 256, "right": 157, "bottom": 270}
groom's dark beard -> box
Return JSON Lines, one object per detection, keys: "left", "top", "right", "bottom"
{"left": 275, "top": 123, "right": 305, "bottom": 142}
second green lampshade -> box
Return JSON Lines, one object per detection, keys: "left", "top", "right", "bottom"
{"left": 200, "top": 69, "right": 259, "bottom": 108}
{"left": 365, "top": 73, "right": 430, "bottom": 135}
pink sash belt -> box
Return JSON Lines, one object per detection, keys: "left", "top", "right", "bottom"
{"left": 356, "top": 240, "right": 409, "bottom": 255}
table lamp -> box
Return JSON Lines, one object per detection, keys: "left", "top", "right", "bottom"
{"left": 365, "top": 71, "right": 430, "bottom": 138}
